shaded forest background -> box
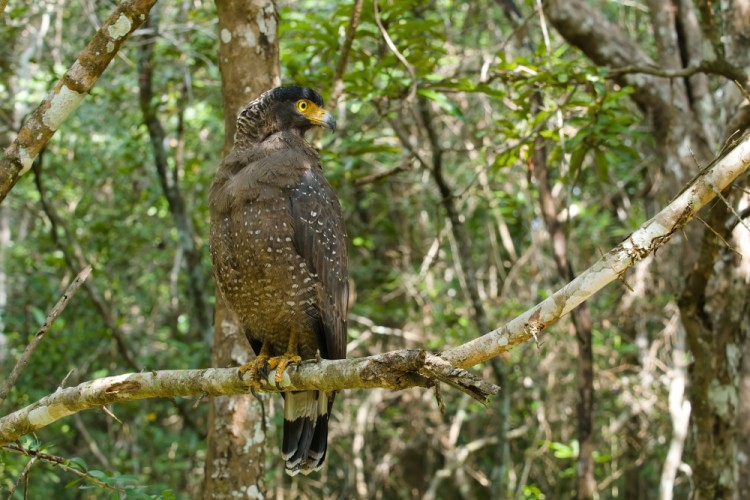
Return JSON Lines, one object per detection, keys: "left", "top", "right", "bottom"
{"left": 1, "top": 0, "right": 749, "bottom": 498}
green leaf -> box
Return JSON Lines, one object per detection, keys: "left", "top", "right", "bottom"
{"left": 569, "top": 145, "right": 588, "bottom": 181}
{"left": 64, "top": 477, "right": 83, "bottom": 489}
{"left": 67, "top": 457, "right": 88, "bottom": 471}
{"left": 594, "top": 148, "right": 609, "bottom": 181}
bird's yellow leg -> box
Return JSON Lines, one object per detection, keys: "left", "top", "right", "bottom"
{"left": 266, "top": 326, "right": 302, "bottom": 383}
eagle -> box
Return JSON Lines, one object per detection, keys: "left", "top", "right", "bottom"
{"left": 209, "top": 86, "right": 348, "bottom": 475}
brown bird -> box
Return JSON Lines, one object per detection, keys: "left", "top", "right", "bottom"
{"left": 209, "top": 86, "right": 347, "bottom": 475}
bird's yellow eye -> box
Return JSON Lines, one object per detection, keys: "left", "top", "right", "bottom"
{"left": 297, "top": 100, "right": 309, "bottom": 112}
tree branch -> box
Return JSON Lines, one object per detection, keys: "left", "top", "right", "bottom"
{"left": 0, "top": 0, "right": 157, "bottom": 204}
{"left": 2, "top": 131, "right": 749, "bottom": 447}
{"left": 352, "top": 160, "right": 410, "bottom": 186}
{"left": 329, "top": 0, "right": 362, "bottom": 106}
{"left": 2, "top": 443, "right": 124, "bottom": 493}
{"left": 441, "top": 131, "right": 750, "bottom": 369}
{"left": 0, "top": 350, "right": 498, "bottom": 445}
{"left": 608, "top": 60, "right": 749, "bottom": 89}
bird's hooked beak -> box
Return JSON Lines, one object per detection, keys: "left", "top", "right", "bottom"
{"left": 307, "top": 104, "right": 337, "bottom": 132}
{"left": 319, "top": 111, "right": 337, "bottom": 131}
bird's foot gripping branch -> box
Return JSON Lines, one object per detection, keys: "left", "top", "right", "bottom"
{"left": 0, "top": 350, "right": 500, "bottom": 447}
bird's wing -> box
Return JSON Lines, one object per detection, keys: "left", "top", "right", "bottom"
{"left": 289, "top": 167, "right": 348, "bottom": 360}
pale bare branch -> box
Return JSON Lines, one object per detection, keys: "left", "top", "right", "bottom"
{"left": 0, "top": 0, "right": 158, "bottom": 203}
{"left": 442, "top": 131, "right": 750, "bottom": 368}
{"left": 0, "top": 350, "right": 497, "bottom": 445}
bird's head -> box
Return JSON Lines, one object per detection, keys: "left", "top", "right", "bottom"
{"left": 235, "top": 86, "right": 336, "bottom": 146}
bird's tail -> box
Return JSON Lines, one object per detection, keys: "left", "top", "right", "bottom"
{"left": 282, "top": 390, "right": 332, "bottom": 476}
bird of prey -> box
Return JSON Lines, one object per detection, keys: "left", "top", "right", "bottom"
{"left": 209, "top": 86, "right": 348, "bottom": 475}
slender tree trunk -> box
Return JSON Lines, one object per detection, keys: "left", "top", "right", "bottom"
{"left": 497, "top": 2, "right": 596, "bottom": 492}
{"left": 137, "top": 13, "right": 212, "bottom": 343}
{"left": 530, "top": 133, "right": 595, "bottom": 499}
{"left": 203, "top": 0, "right": 280, "bottom": 497}
{"left": 0, "top": 24, "right": 14, "bottom": 365}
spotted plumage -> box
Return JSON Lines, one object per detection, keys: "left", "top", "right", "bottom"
{"left": 209, "top": 86, "right": 347, "bottom": 475}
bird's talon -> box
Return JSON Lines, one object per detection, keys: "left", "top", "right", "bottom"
{"left": 271, "top": 354, "right": 302, "bottom": 383}
{"left": 237, "top": 355, "right": 270, "bottom": 388}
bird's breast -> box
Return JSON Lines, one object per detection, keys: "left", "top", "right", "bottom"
{"left": 211, "top": 196, "right": 319, "bottom": 341}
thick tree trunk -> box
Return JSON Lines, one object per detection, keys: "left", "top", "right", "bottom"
{"left": 739, "top": 329, "right": 750, "bottom": 499}
{"left": 722, "top": 5, "right": 750, "bottom": 495}
{"left": 679, "top": 190, "right": 748, "bottom": 499}
{"left": 203, "top": 0, "right": 280, "bottom": 497}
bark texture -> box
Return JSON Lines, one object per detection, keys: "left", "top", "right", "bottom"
{"left": 0, "top": 350, "right": 493, "bottom": 446}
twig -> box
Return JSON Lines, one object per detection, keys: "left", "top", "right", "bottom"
{"left": 712, "top": 185, "right": 750, "bottom": 236}
{"left": 695, "top": 215, "right": 741, "bottom": 256}
{"left": 6, "top": 455, "right": 36, "bottom": 499}
{"left": 2, "top": 443, "right": 124, "bottom": 493}
{"left": 352, "top": 161, "right": 410, "bottom": 186}
{"left": 329, "top": 0, "right": 363, "bottom": 107}
{"left": 608, "top": 59, "right": 749, "bottom": 89}
{"left": 101, "top": 405, "right": 123, "bottom": 425}
{"left": 72, "top": 414, "right": 112, "bottom": 469}
{"left": 373, "top": 0, "right": 417, "bottom": 100}
{"left": 0, "top": 266, "right": 92, "bottom": 405}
